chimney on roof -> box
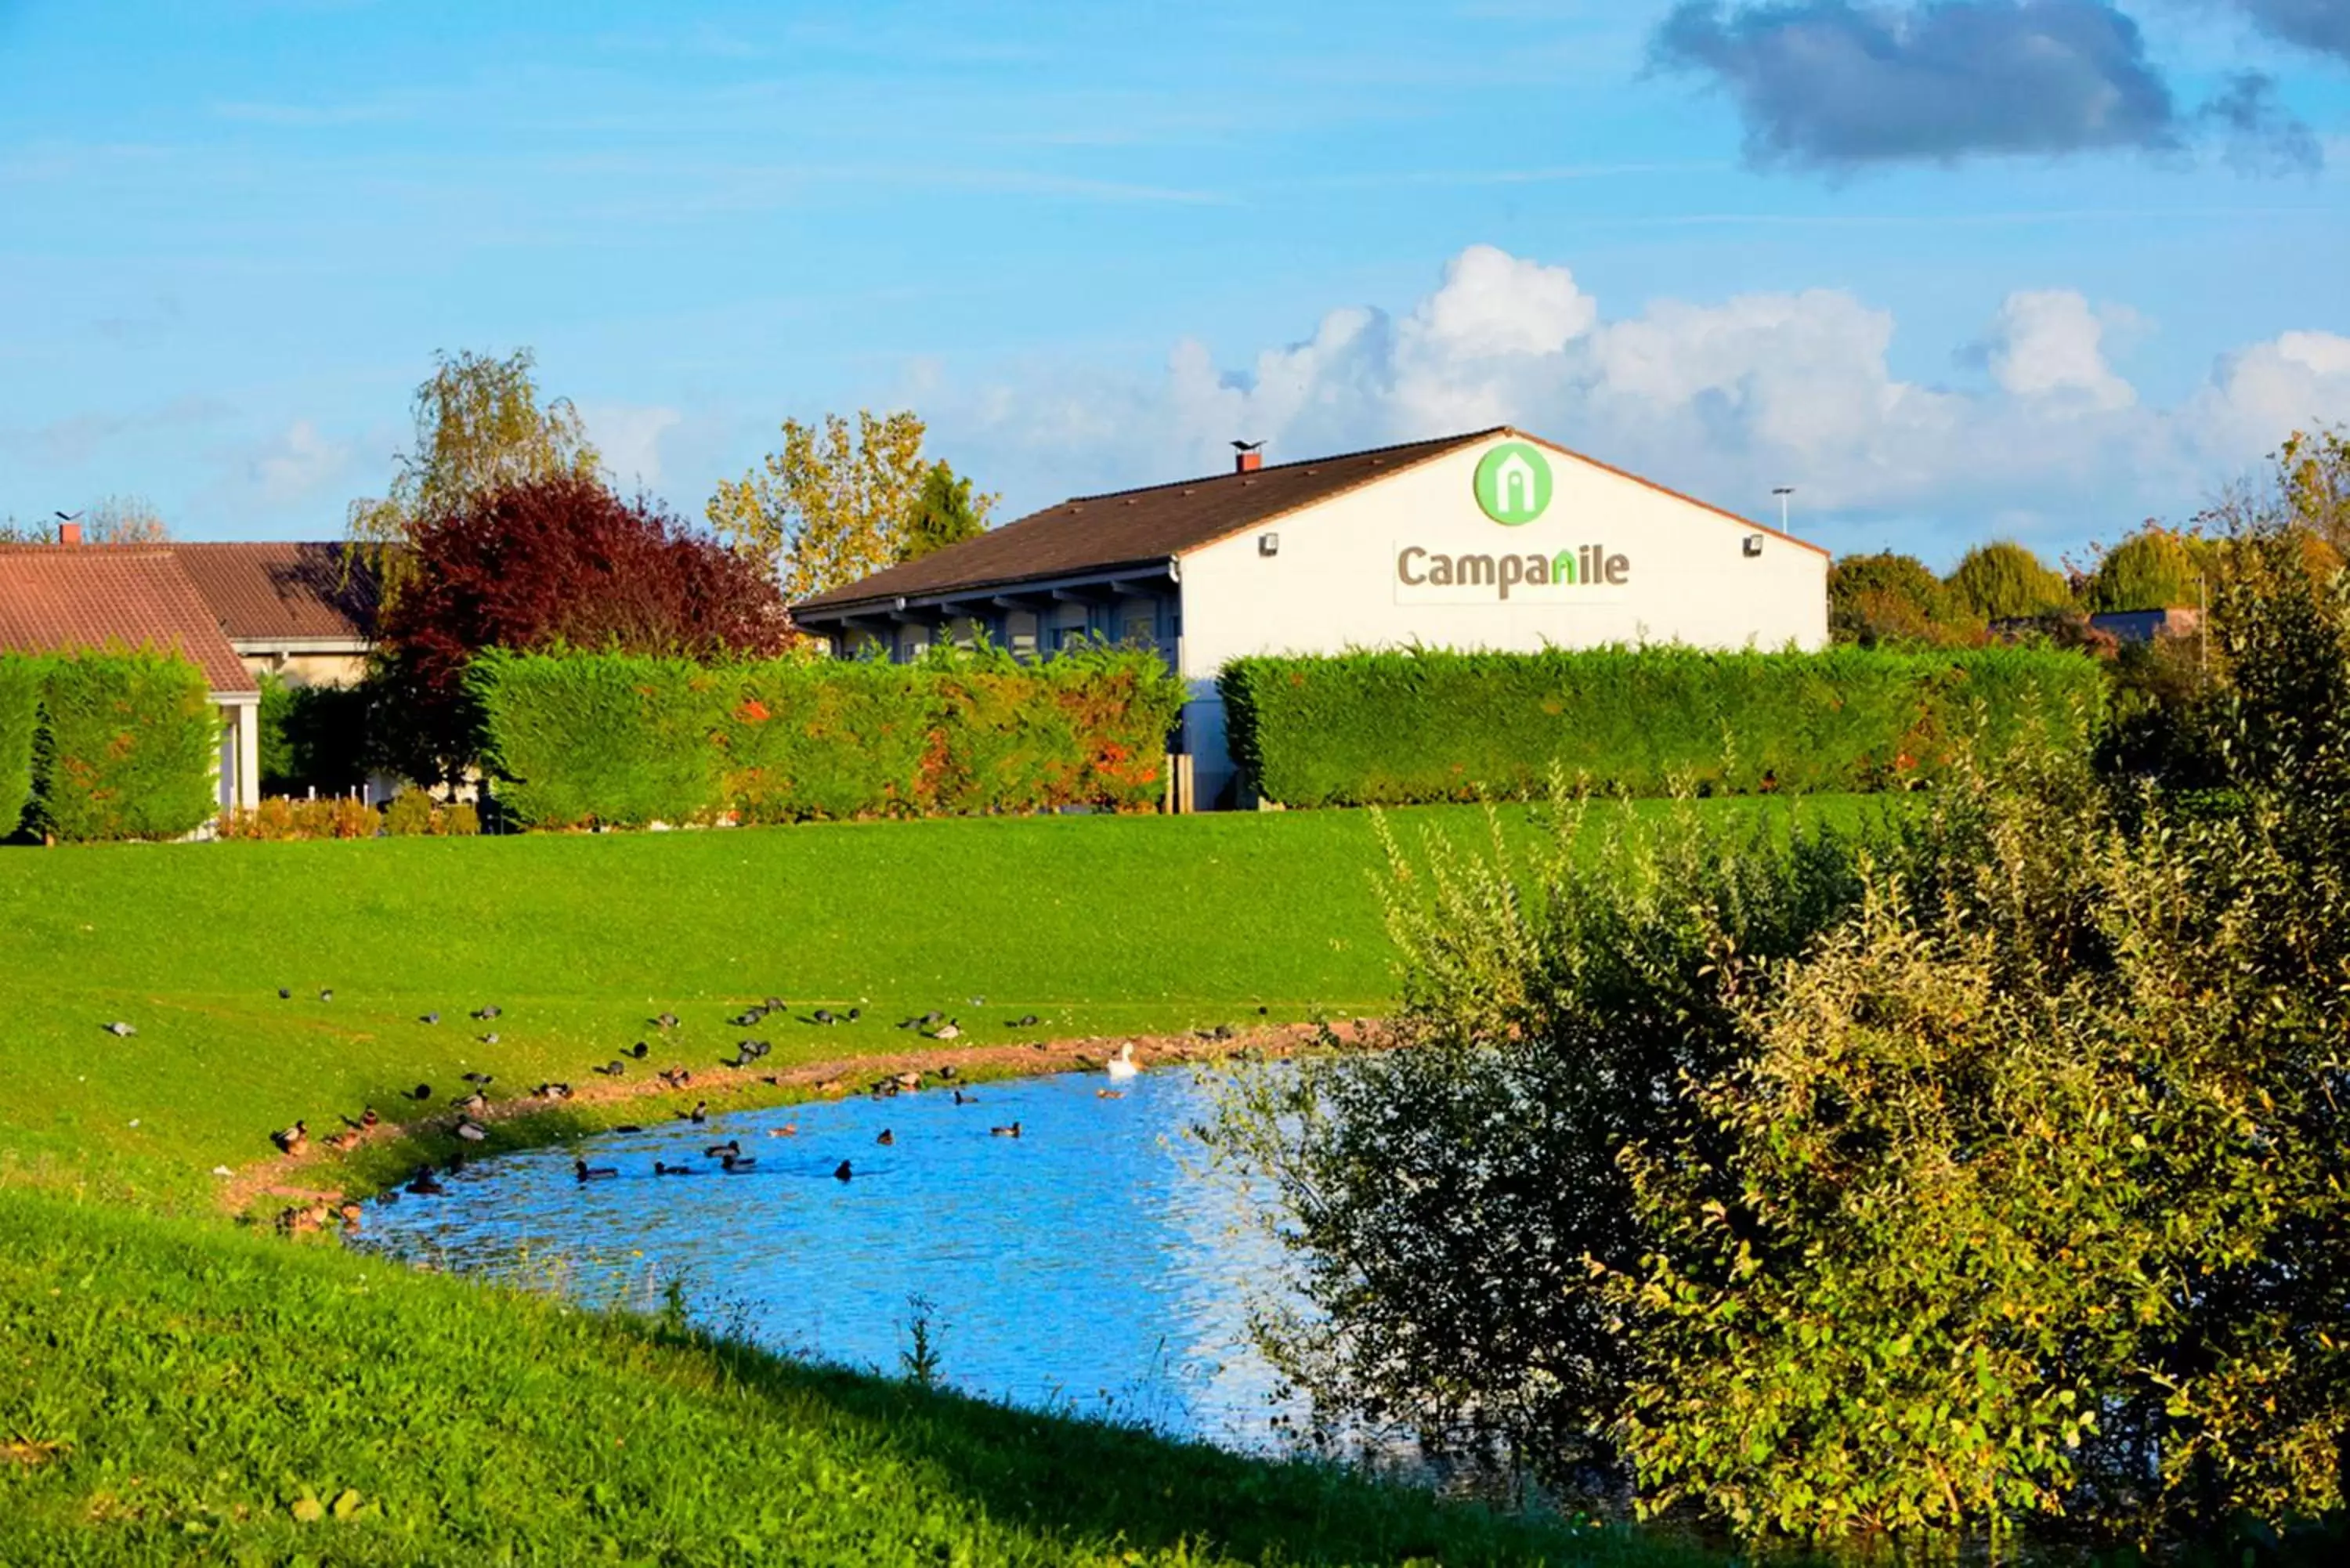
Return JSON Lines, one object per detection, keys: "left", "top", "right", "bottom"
{"left": 57, "top": 520, "right": 81, "bottom": 546}
{"left": 1232, "top": 439, "right": 1264, "bottom": 475}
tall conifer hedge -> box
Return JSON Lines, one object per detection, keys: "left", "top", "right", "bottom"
{"left": 33, "top": 651, "right": 222, "bottom": 842}
{"left": 1218, "top": 645, "right": 2105, "bottom": 805}
{"left": 0, "top": 656, "right": 40, "bottom": 838}
{"left": 472, "top": 646, "right": 1184, "bottom": 829}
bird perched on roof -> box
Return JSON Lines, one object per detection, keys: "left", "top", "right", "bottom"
{"left": 271, "top": 1120, "right": 309, "bottom": 1156}
{"left": 573, "top": 1158, "right": 616, "bottom": 1183}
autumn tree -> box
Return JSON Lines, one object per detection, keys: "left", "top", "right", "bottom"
{"left": 347, "top": 348, "right": 601, "bottom": 602}
{"left": 707, "top": 410, "right": 995, "bottom": 602}
{"left": 0, "top": 497, "right": 170, "bottom": 544}
{"left": 371, "top": 474, "right": 786, "bottom": 789}
{"left": 1828, "top": 551, "right": 1983, "bottom": 647}
{"left": 80, "top": 495, "right": 172, "bottom": 543}
{"left": 1946, "top": 540, "right": 2073, "bottom": 621}
{"left": 2084, "top": 525, "right": 2210, "bottom": 613}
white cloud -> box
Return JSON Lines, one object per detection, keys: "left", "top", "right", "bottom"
{"left": 580, "top": 402, "right": 685, "bottom": 490}
{"left": 1981, "top": 289, "right": 2137, "bottom": 411}
{"left": 247, "top": 419, "right": 356, "bottom": 508}
{"left": 943, "top": 244, "right": 2350, "bottom": 555}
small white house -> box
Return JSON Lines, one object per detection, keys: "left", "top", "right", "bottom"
{"left": 793, "top": 428, "right": 1831, "bottom": 808}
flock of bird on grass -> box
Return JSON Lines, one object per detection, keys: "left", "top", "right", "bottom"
{"left": 229, "top": 989, "right": 1146, "bottom": 1234}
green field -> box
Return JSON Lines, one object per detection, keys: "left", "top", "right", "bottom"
{"left": 0, "top": 802, "right": 1860, "bottom": 1564}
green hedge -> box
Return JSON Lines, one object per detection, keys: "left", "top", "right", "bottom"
{"left": 1218, "top": 645, "right": 2107, "bottom": 806}
{"left": 0, "top": 656, "right": 39, "bottom": 838}
{"left": 33, "top": 651, "right": 222, "bottom": 842}
{"left": 472, "top": 646, "right": 1186, "bottom": 829}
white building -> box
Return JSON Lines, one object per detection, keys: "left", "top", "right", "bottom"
{"left": 794, "top": 428, "right": 1829, "bottom": 807}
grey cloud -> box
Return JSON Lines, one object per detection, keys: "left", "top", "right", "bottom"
{"left": 1653, "top": 1, "right": 2315, "bottom": 172}
{"left": 2199, "top": 71, "right": 2322, "bottom": 173}
{"left": 2226, "top": 0, "right": 2350, "bottom": 61}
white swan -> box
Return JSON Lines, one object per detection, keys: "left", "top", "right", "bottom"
{"left": 1104, "top": 1041, "right": 1140, "bottom": 1080}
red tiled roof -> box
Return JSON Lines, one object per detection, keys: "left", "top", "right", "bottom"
{"left": 172, "top": 541, "right": 380, "bottom": 643}
{"left": 0, "top": 547, "right": 258, "bottom": 696}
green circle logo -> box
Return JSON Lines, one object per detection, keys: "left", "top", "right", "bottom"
{"left": 1473, "top": 442, "right": 1552, "bottom": 525}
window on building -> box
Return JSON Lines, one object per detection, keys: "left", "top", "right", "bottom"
{"left": 1005, "top": 610, "right": 1039, "bottom": 658}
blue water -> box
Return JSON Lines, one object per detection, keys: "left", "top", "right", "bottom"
{"left": 357, "top": 1067, "right": 1304, "bottom": 1450}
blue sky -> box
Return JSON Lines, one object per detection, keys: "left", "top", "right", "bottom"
{"left": 2, "top": 0, "right": 2346, "bottom": 566}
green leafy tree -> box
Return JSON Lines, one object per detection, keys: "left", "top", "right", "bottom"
{"left": 2084, "top": 525, "right": 2207, "bottom": 612}
{"left": 898, "top": 460, "right": 995, "bottom": 564}
{"left": 346, "top": 348, "right": 601, "bottom": 602}
{"left": 1210, "top": 544, "right": 2350, "bottom": 1548}
{"left": 1947, "top": 540, "right": 2073, "bottom": 620}
{"left": 1828, "top": 551, "right": 1983, "bottom": 646}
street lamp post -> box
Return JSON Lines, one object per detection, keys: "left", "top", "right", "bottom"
{"left": 1771, "top": 486, "right": 1795, "bottom": 533}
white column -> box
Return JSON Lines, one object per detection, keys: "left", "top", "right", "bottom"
{"left": 236, "top": 700, "right": 262, "bottom": 811}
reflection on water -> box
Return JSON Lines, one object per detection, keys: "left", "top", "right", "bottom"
{"left": 358, "top": 1067, "right": 1307, "bottom": 1450}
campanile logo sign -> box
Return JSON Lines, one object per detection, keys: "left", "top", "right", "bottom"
{"left": 1473, "top": 441, "right": 1553, "bottom": 526}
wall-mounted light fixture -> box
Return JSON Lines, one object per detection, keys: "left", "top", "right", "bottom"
{"left": 1742, "top": 533, "right": 1765, "bottom": 558}
{"left": 1258, "top": 533, "right": 1279, "bottom": 557}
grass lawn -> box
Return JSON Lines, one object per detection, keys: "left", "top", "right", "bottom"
{"left": 0, "top": 797, "right": 1871, "bottom": 1214}
{"left": 0, "top": 1188, "right": 1719, "bottom": 1567}
{"left": 0, "top": 800, "right": 1872, "bottom": 1565}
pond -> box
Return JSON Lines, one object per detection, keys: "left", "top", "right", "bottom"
{"left": 357, "top": 1064, "right": 1309, "bottom": 1451}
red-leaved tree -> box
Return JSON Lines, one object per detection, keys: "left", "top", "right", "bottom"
{"left": 372, "top": 475, "right": 790, "bottom": 789}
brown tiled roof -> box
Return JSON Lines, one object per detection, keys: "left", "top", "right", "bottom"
{"left": 0, "top": 546, "right": 258, "bottom": 696}
{"left": 795, "top": 430, "right": 1495, "bottom": 614}
{"left": 794, "top": 425, "right": 1824, "bottom": 616}
{"left": 172, "top": 541, "right": 380, "bottom": 643}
